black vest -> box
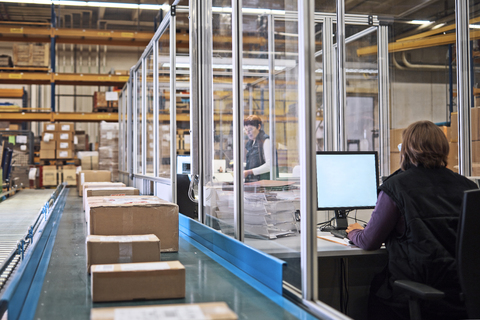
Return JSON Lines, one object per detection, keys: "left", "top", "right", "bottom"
{"left": 378, "top": 166, "right": 477, "bottom": 312}
{"left": 245, "top": 130, "right": 270, "bottom": 182}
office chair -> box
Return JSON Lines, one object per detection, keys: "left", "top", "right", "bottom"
{"left": 394, "top": 189, "right": 480, "bottom": 320}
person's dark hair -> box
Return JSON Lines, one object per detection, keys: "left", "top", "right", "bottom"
{"left": 400, "top": 120, "right": 449, "bottom": 170}
{"left": 244, "top": 115, "right": 263, "bottom": 129}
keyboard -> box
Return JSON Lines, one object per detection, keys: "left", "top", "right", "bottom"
{"left": 330, "top": 229, "right": 348, "bottom": 239}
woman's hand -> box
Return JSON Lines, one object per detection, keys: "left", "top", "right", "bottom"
{"left": 244, "top": 169, "right": 253, "bottom": 178}
{"left": 346, "top": 222, "right": 364, "bottom": 233}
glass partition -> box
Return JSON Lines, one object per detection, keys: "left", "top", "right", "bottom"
{"left": 472, "top": 0, "right": 479, "bottom": 177}
{"left": 135, "top": 67, "right": 143, "bottom": 174}
{"left": 158, "top": 24, "right": 172, "bottom": 178}
{"left": 145, "top": 50, "right": 155, "bottom": 176}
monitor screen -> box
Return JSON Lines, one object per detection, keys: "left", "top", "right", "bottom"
{"left": 177, "top": 155, "right": 191, "bottom": 174}
{"left": 316, "top": 151, "right": 378, "bottom": 210}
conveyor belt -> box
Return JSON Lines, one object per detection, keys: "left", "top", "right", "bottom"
{"left": 0, "top": 189, "right": 54, "bottom": 289}
{"left": 32, "top": 190, "right": 319, "bottom": 320}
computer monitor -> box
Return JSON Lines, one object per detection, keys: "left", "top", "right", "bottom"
{"left": 316, "top": 151, "right": 379, "bottom": 229}
{"left": 177, "top": 155, "right": 191, "bottom": 174}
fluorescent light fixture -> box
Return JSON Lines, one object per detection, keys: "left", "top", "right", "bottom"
{"left": 409, "top": 20, "right": 431, "bottom": 25}
{"left": 0, "top": 0, "right": 166, "bottom": 10}
{"left": 432, "top": 23, "right": 446, "bottom": 30}
{"left": 470, "top": 24, "right": 480, "bottom": 29}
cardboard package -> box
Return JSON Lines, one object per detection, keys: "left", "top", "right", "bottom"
{"left": 57, "top": 122, "right": 74, "bottom": 132}
{"left": 390, "top": 128, "right": 405, "bottom": 151}
{"left": 42, "top": 132, "right": 55, "bottom": 142}
{"left": 90, "top": 302, "right": 238, "bottom": 320}
{"left": 56, "top": 131, "right": 74, "bottom": 141}
{"left": 86, "top": 234, "right": 161, "bottom": 273}
{"left": 77, "top": 170, "right": 112, "bottom": 196}
{"left": 43, "top": 165, "right": 57, "bottom": 186}
{"left": 83, "top": 186, "right": 139, "bottom": 211}
{"left": 43, "top": 122, "right": 56, "bottom": 132}
{"left": 86, "top": 196, "right": 179, "bottom": 252}
{"left": 57, "top": 141, "right": 72, "bottom": 150}
{"left": 81, "top": 182, "right": 125, "bottom": 200}
{"left": 91, "top": 261, "right": 185, "bottom": 302}
{"left": 8, "top": 124, "right": 20, "bottom": 130}
{"left": 56, "top": 149, "right": 73, "bottom": 159}
{"left": 62, "top": 165, "right": 77, "bottom": 186}
{"left": 390, "top": 152, "right": 401, "bottom": 174}
{"left": 40, "top": 149, "right": 56, "bottom": 160}
{"left": 40, "top": 140, "right": 56, "bottom": 150}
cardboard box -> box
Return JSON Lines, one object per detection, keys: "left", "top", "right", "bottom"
{"left": 86, "top": 234, "right": 161, "bottom": 273}
{"left": 390, "top": 152, "right": 401, "bottom": 174}
{"left": 472, "top": 107, "right": 479, "bottom": 141}
{"left": 56, "top": 131, "right": 74, "bottom": 141}
{"left": 40, "top": 149, "right": 56, "bottom": 160}
{"left": 90, "top": 302, "right": 238, "bottom": 320}
{"left": 61, "top": 165, "right": 77, "bottom": 186}
{"left": 86, "top": 196, "right": 179, "bottom": 252}
{"left": 447, "top": 142, "right": 458, "bottom": 171}
{"left": 81, "top": 155, "right": 99, "bottom": 170}
{"left": 42, "top": 132, "right": 55, "bottom": 142}
{"left": 43, "top": 122, "right": 56, "bottom": 132}
{"left": 81, "top": 183, "right": 125, "bottom": 203}
{"left": 473, "top": 162, "right": 480, "bottom": 176}
{"left": 42, "top": 165, "right": 57, "bottom": 186}
{"left": 56, "top": 149, "right": 73, "bottom": 159}
{"left": 13, "top": 43, "right": 49, "bottom": 67}
{"left": 77, "top": 170, "right": 112, "bottom": 196}
{"left": 451, "top": 112, "right": 458, "bottom": 142}
{"left": 390, "top": 128, "right": 405, "bottom": 151}
{"left": 57, "top": 122, "right": 74, "bottom": 132}
{"left": 91, "top": 261, "right": 185, "bottom": 302}
{"left": 40, "top": 140, "right": 56, "bottom": 150}
{"left": 9, "top": 124, "right": 20, "bottom": 131}
{"left": 83, "top": 186, "right": 139, "bottom": 211}
{"left": 473, "top": 141, "right": 480, "bottom": 162}
{"left": 58, "top": 141, "right": 72, "bottom": 149}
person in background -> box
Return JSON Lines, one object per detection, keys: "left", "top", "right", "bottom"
{"left": 244, "top": 115, "right": 271, "bottom": 182}
{"left": 346, "top": 120, "right": 478, "bottom": 320}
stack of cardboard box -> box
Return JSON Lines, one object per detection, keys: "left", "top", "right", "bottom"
{"left": 98, "top": 122, "right": 119, "bottom": 181}
{"left": 452, "top": 108, "right": 480, "bottom": 175}
{"left": 56, "top": 122, "right": 75, "bottom": 160}
{"left": 176, "top": 128, "right": 190, "bottom": 154}
{"left": 40, "top": 123, "right": 56, "bottom": 160}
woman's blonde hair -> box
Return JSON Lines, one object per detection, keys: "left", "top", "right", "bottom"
{"left": 400, "top": 120, "right": 449, "bottom": 170}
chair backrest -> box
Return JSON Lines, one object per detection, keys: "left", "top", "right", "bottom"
{"left": 457, "top": 188, "right": 480, "bottom": 319}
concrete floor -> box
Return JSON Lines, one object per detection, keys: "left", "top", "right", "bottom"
{"left": 34, "top": 190, "right": 311, "bottom": 320}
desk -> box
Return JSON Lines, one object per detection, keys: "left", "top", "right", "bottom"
{"left": 246, "top": 231, "right": 387, "bottom": 320}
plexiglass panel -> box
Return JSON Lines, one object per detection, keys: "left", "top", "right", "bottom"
{"left": 146, "top": 50, "right": 155, "bottom": 176}
{"left": 135, "top": 67, "right": 143, "bottom": 174}
{"left": 158, "top": 25, "right": 171, "bottom": 178}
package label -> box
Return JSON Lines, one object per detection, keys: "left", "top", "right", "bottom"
{"left": 61, "top": 124, "right": 70, "bottom": 131}
{"left": 120, "top": 262, "right": 170, "bottom": 272}
{"left": 114, "top": 305, "right": 205, "bottom": 320}
{"left": 93, "top": 265, "right": 115, "bottom": 272}
{"left": 60, "top": 142, "right": 69, "bottom": 148}
{"left": 104, "top": 198, "right": 159, "bottom": 205}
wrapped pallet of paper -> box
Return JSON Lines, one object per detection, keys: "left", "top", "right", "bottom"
{"left": 91, "top": 261, "right": 185, "bottom": 302}
{"left": 76, "top": 170, "right": 112, "bottom": 196}
{"left": 90, "top": 302, "right": 238, "bottom": 320}
{"left": 98, "top": 121, "right": 119, "bottom": 181}
{"left": 85, "top": 196, "right": 178, "bottom": 252}
{"left": 86, "top": 234, "right": 160, "bottom": 273}
{"left": 82, "top": 186, "right": 138, "bottom": 211}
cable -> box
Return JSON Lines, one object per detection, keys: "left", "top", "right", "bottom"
{"left": 188, "top": 174, "right": 199, "bottom": 203}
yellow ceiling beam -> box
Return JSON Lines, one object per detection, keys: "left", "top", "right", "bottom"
{"left": 0, "top": 112, "right": 118, "bottom": 122}
{"left": 357, "top": 30, "right": 480, "bottom": 56}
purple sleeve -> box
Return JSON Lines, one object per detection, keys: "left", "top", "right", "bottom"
{"left": 347, "top": 191, "right": 402, "bottom": 250}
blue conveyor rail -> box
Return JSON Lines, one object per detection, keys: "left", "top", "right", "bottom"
{"left": 0, "top": 183, "right": 68, "bottom": 320}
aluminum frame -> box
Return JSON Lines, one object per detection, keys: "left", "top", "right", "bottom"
{"left": 336, "top": 0, "right": 346, "bottom": 152}
{"left": 170, "top": 10, "right": 177, "bottom": 203}
{"left": 456, "top": 0, "right": 472, "bottom": 176}
{"left": 142, "top": 57, "right": 147, "bottom": 176}
{"left": 378, "top": 25, "right": 390, "bottom": 178}
{"left": 268, "top": 15, "right": 277, "bottom": 180}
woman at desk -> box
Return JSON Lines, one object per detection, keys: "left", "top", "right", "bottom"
{"left": 346, "top": 120, "right": 478, "bottom": 320}
{"left": 244, "top": 115, "right": 271, "bottom": 182}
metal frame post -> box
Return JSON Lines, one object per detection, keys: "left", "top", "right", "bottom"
{"left": 232, "top": 0, "right": 245, "bottom": 241}
{"left": 142, "top": 59, "right": 147, "bottom": 176}
{"left": 50, "top": 4, "right": 56, "bottom": 112}
{"left": 153, "top": 34, "right": 159, "bottom": 179}
{"left": 323, "top": 17, "right": 335, "bottom": 151}
{"left": 378, "top": 24, "right": 390, "bottom": 178}
{"left": 336, "top": 0, "right": 346, "bottom": 151}
{"left": 298, "top": 0, "right": 318, "bottom": 302}
{"left": 456, "top": 0, "right": 472, "bottom": 176}
{"left": 170, "top": 5, "right": 178, "bottom": 203}
{"left": 133, "top": 70, "right": 139, "bottom": 175}
{"left": 127, "top": 76, "right": 133, "bottom": 177}
{"left": 268, "top": 15, "right": 277, "bottom": 180}
{"left": 190, "top": 0, "right": 213, "bottom": 223}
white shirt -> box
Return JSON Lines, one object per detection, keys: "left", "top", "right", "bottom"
{"left": 251, "top": 138, "right": 271, "bottom": 176}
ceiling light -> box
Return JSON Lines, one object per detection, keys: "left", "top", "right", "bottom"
{"left": 212, "top": 7, "right": 285, "bottom": 15}
{"left": 409, "top": 20, "right": 431, "bottom": 25}
{"left": 470, "top": 24, "right": 480, "bottom": 29}
{"left": 0, "top": 0, "right": 166, "bottom": 10}
{"left": 432, "top": 23, "right": 446, "bottom": 30}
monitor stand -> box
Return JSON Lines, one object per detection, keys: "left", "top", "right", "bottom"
{"left": 334, "top": 210, "right": 348, "bottom": 230}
